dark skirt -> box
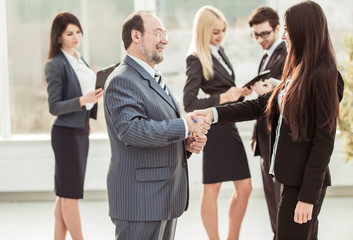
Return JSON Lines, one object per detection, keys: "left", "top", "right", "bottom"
{"left": 202, "top": 124, "right": 250, "bottom": 184}
{"left": 51, "top": 116, "right": 89, "bottom": 199}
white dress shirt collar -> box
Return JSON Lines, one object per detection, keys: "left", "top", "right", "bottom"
{"left": 61, "top": 49, "right": 83, "bottom": 64}
{"left": 209, "top": 44, "right": 232, "bottom": 76}
{"left": 264, "top": 39, "right": 283, "bottom": 59}
{"left": 127, "top": 54, "right": 158, "bottom": 78}
{"left": 210, "top": 44, "right": 220, "bottom": 55}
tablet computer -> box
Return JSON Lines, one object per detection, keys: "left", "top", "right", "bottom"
{"left": 96, "top": 63, "right": 120, "bottom": 89}
{"left": 243, "top": 70, "right": 271, "bottom": 88}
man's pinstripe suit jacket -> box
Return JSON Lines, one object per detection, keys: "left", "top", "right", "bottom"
{"left": 104, "top": 55, "right": 190, "bottom": 222}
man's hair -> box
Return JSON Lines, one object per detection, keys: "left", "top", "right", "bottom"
{"left": 122, "top": 10, "right": 153, "bottom": 50}
{"left": 248, "top": 7, "right": 279, "bottom": 29}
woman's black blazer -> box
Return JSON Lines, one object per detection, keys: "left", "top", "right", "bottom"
{"left": 183, "top": 47, "right": 243, "bottom": 112}
{"left": 215, "top": 73, "right": 344, "bottom": 204}
{"left": 45, "top": 52, "right": 97, "bottom": 128}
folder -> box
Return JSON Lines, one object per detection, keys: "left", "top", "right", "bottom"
{"left": 95, "top": 63, "right": 120, "bottom": 89}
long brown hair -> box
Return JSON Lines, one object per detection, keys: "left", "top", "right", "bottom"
{"left": 265, "top": 1, "right": 339, "bottom": 142}
{"left": 48, "top": 12, "right": 83, "bottom": 59}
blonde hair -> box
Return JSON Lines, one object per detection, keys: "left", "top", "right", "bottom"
{"left": 188, "top": 6, "right": 227, "bottom": 80}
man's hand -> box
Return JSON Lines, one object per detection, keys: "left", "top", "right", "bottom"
{"left": 254, "top": 79, "right": 272, "bottom": 95}
{"left": 193, "top": 108, "right": 214, "bottom": 123}
{"left": 185, "top": 135, "right": 207, "bottom": 154}
{"left": 184, "top": 113, "right": 211, "bottom": 137}
{"left": 294, "top": 201, "right": 314, "bottom": 224}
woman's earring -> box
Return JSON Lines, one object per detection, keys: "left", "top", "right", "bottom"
{"left": 58, "top": 39, "right": 61, "bottom": 44}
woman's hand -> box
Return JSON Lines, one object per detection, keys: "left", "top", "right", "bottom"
{"left": 294, "top": 201, "right": 314, "bottom": 224}
{"left": 220, "top": 86, "right": 254, "bottom": 104}
{"left": 220, "top": 87, "right": 243, "bottom": 104}
{"left": 241, "top": 86, "right": 253, "bottom": 97}
{"left": 79, "top": 88, "right": 103, "bottom": 107}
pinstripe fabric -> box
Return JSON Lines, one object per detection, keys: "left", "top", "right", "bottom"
{"left": 104, "top": 55, "right": 189, "bottom": 222}
{"left": 112, "top": 218, "right": 177, "bottom": 240}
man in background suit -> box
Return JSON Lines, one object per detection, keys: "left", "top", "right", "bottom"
{"left": 248, "top": 7, "right": 287, "bottom": 239}
{"left": 103, "top": 10, "right": 210, "bottom": 240}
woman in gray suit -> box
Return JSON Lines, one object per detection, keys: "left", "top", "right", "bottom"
{"left": 45, "top": 12, "right": 103, "bottom": 240}
{"left": 183, "top": 6, "right": 252, "bottom": 240}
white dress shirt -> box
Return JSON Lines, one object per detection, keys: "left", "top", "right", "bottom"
{"left": 210, "top": 44, "right": 233, "bottom": 76}
{"left": 261, "top": 39, "right": 284, "bottom": 71}
{"left": 61, "top": 49, "right": 96, "bottom": 110}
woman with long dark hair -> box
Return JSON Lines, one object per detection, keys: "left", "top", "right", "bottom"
{"left": 45, "top": 12, "right": 103, "bottom": 240}
{"left": 194, "top": 1, "right": 344, "bottom": 239}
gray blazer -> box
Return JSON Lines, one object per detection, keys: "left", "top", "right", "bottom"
{"left": 45, "top": 52, "right": 97, "bottom": 128}
{"left": 104, "top": 55, "right": 189, "bottom": 221}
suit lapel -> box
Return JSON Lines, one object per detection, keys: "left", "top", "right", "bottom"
{"left": 218, "top": 47, "right": 235, "bottom": 77}
{"left": 212, "top": 47, "right": 235, "bottom": 83}
{"left": 59, "top": 52, "right": 83, "bottom": 96}
{"left": 124, "top": 56, "right": 178, "bottom": 113}
{"left": 212, "top": 56, "right": 234, "bottom": 84}
{"left": 263, "top": 41, "right": 286, "bottom": 71}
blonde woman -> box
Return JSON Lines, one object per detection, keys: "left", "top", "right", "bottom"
{"left": 183, "top": 6, "right": 252, "bottom": 240}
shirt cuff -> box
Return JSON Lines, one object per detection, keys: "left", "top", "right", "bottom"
{"left": 182, "top": 118, "right": 189, "bottom": 138}
{"left": 211, "top": 107, "right": 218, "bottom": 123}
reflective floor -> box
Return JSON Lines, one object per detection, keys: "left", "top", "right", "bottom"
{"left": 0, "top": 194, "right": 352, "bottom": 240}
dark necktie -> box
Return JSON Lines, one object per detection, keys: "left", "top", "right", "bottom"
{"left": 154, "top": 72, "right": 170, "bottom": 97}
{"left": 259, "top": 53, "right": 268, "bottom": 73}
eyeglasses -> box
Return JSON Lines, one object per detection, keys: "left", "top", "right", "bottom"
{"left": 250, "top": 30, "right": 273, "bottom": 39}
{"left": 146, "top": 30, "right": 168, "bottom": 41}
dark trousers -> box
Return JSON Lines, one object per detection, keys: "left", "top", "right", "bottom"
{"left": 276, "top": 185, "right": 327, "bottom": 240}
{"left": 111, "top": 218, "right": 177, "bottom": 240}
{"left": 260, "top": 157, "right": 281, "bottom": 239}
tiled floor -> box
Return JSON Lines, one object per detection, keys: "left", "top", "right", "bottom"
{"left": 0, "top": 194, "right": 352, "bottom": 240}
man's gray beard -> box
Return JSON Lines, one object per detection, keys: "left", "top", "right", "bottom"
{"left": 141, "top": 42, "right": 164, "bottom": 64}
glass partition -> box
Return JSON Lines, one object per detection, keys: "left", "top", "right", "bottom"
{"left": 7, "top": 0, "right": 133, "bottom": 134}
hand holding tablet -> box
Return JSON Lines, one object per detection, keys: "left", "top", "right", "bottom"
{"left": 242, "top": 70, "right": 271, "bottom": 89}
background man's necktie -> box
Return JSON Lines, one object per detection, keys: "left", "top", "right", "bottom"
{"left": 259, "top": 53, "right": 268, "bottom": 73}
{"left": 154, "top": 72, "right": 170, "bottom": 97}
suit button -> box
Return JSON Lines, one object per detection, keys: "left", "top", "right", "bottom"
{"left": 182, "top": 162, "right": 187, "bottom": 167}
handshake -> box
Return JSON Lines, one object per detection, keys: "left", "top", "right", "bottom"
{"left": 183, "top": 108, "right": 215, "bottom": 154}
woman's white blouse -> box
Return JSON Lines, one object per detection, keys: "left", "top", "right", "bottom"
{"left": 61, "top": 49, "right": 96, "bottom": 110}
{"left": 210, "top": 45, "right": 233, "bottom": 76}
